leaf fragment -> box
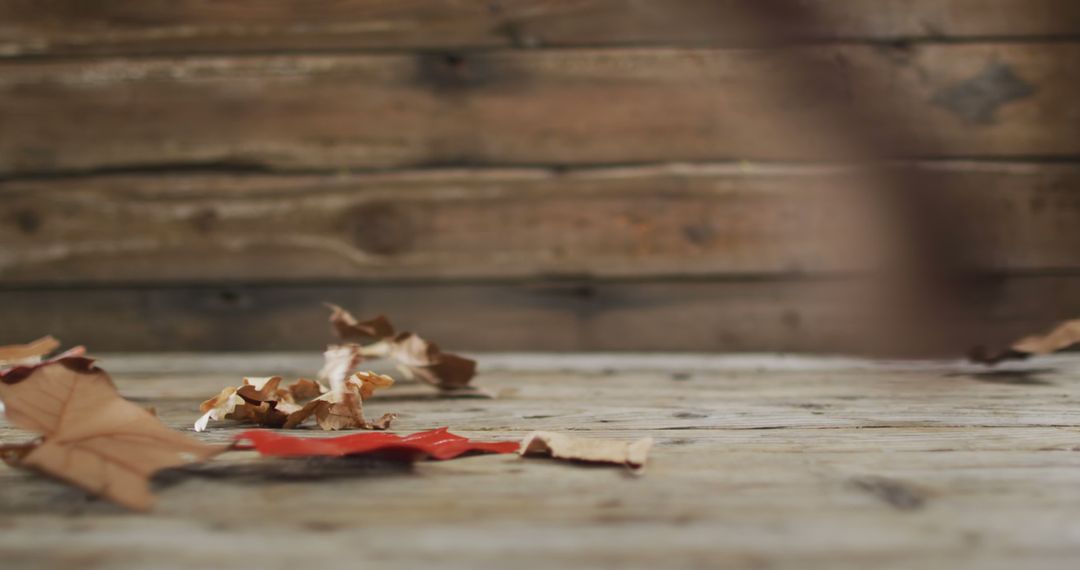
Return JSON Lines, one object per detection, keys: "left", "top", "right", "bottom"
{"left": 519, "top": 431, "right": 654, "bottom": 470}
{"left": 0, "top": 358, "right": 226, "bottom": 510}
{"left": 0, "top": 336, "right": 60, "bottom": 367}
{"left": 326, "top": 303, "right": 395, "bottom": 342}
{"left": 971, "top": 318, "right": 1080, "bottom": 364}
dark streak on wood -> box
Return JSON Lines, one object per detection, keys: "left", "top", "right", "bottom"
{"left": 3, "top": 0, "right": 1080, "bottom": 57}
{"left": 930, "top": 61, "right": 1037, "bottom": 125}
{"left": 849, "top": 476, "right": 928, "bottom": 511}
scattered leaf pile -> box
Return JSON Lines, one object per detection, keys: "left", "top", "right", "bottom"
{"left": 194, "top": 304, "right": 482, "bottom": 432}
{"left": 520, "top": 431, "right": 654, "bottom": 470}
{"left": 970, "top": 318, "right": 1080, "bottom": 365}
{"left": 196, "top": 373, "right": 396, "bottom": 432}
{"left": 0, "top": 306, "right": 656, "bottom": 511}
{"left": 0, "top": 355, "right": 225, "bottom": 510}
{"left": 236, "top": 427, "right": 519, "bottom": 460}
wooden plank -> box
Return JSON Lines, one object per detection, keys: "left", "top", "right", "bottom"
{"left": 1, "top": 274, "right": 1078, "bottom": 352}
{"left": 0, "top": 43, "right": 1075, "bottom": 176}
{"left": 3, "top": 162, "right": 1080, "bottom": 282}
{"left": 40, "top": 361, "right": 1080, "bottom": 434}
{"left": 3, "top": 355, "right": 1080, "bottom": 569}
{"left": 2, "top": 0, "right": 1079, "bottom": 57}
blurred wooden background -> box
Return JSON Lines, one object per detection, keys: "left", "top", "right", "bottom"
{"left": 1, "top": 0, "right": 1079, "bottom": 352}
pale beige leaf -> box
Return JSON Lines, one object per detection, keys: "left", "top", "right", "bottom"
{"left": 520, "top": 431, "right": 653, "bottom": 469}
{"left": 971, "top": 318, "right": 1080, "bottom": 364}
{"left": 1012, "top": 319, "right": 1080, "bottom": 355}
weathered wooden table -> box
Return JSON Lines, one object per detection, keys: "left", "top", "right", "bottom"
{"left": 2, "top": 353, "right": 1079, "bottom": 569}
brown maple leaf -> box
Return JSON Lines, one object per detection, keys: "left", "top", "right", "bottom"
{"left": 0, "top": 357, "right": 226, "bottom": 510}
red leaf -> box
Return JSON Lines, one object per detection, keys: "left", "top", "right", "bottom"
{"left": 235, "top": 428, "right": 519, "bottom": 461}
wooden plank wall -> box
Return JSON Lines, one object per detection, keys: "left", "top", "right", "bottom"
{"left": 1, "top": 1, "right": 1079, "bottom": 352}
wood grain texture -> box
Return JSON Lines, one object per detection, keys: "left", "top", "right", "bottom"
{"left": 1, "top": 274, "right": 1078, "bottom": 352}
{"left": 2, "top": 0, "right": 1079, "bottom": 57}
{"left": 0, "top": 43, "right": 1074, "bottom": 176}
{"left": 3, "top": 162, "right": 1080, "bottom": 283}
{"left": 3, "top": 354, "right": 1080, "bottom": 570}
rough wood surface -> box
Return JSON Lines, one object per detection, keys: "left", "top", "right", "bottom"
{"left": 3, "top": 162, "right": 1079, "bottom": 282}
{"left": 2, "top": 274, "right": 1079, "bottom": 353}
{"left": 2, "top": 353, "right": 1080, "bottom": 570}
{"left": 2, "top": 0, "right": 1078, "bottom": 57}
{"left": 1, "top": 43, "right": 1074, "bottom": 176}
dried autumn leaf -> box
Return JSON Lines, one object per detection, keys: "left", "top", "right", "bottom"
{"left": 0, "top": 358, "right": 225, "bottom": 510}
{"left": 324, "top": 304, "right": 479, "bottom": 392}
{"left": 195, "top": 376, "right": 298, "bottom": 432}
{"left": 0, "top": 336, "right": 60, "bottom": 367}
{"left": 971, "top": 318, "right": 1080, "bottom": 365}
{"left": 195, "top": 386, "right": 243, "bottom": 432}
{"left": 282, "top": 373, "right": 395, "bottom": 431}
{"left": 236, "top": 427, "right": 519, "bottom": 460}
{"left": 519, "top": 432, "right": 653, "bottom": 470}
{"left": 378, "top": 332, "right": 476, "bottom": 391}
{"left": 353, "top": 370, "right": 395, "bottom": 400}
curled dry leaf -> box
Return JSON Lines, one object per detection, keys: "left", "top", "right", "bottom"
{"left": 971, "top": 318, "right": 1080, "bottom": 365}
{"left": 0, "top": 358, "right": 226, "bottom": 511}
{"left": 195, "top": 376, "right": 298, "bottom": 432}
{"left": 325, "top": 304, "right": 479, "bottom": 392}
{"left": 235, "top": 427, "right": 519, "bottom": 460}
{"left": 283, "top": 372, "right": 396, "bottom": 430}
{"left": 386, "top": 333, "right": 478, "bottom": 391}
{"left": 195, "top": 373, "right": 393, "bottom": 432}
{"left": 520, "top": 431, "right": 654, "bottom": 470}
{"left": 353, "top": 370, "right": 395, "bottom": 400}
{"left": 288, "top": 378, "right": 325, "bottom": 401}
